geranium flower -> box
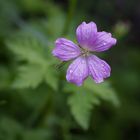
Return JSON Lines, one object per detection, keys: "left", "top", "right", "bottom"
{"left": 52, "top": 22, "right": 117, "bottom": 86}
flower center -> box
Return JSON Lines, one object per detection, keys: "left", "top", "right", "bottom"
{"left": 81, "top": 48, "right": 90, "bottom": 56}
{"left": 78, "top": 45, "right": 91, "bottom": 56}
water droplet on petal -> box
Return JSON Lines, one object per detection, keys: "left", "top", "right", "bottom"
{"left": 101, "top": 64, "right": 104, "bottom": 67}
{"left": 70, "top": 70, "right": 73, "bottom": 73}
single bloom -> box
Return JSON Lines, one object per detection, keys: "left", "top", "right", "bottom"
{"left": 52, "top": 21, "right": 117, "bottom": 86}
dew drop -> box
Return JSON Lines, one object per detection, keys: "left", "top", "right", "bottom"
{"left": 101, "top": 64, "right": 104, "bottom": 67}
{"left": 70, "top": 70, "right": 73, "bottom": 73}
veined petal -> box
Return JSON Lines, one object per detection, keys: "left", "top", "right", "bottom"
{"left": 92, "top": 31, "right": 117, "bottom": 52}
{"left": 76, "top": 22, "right": 97, "bottom": 50}
{"left": 87, "top": 55, "right": 111, "bottom": 83}
{"left": 66, "top": 56, "right": 88, "bottom": 86}
{"left": 52, "top": 38, "right": 81, "bottom": 61}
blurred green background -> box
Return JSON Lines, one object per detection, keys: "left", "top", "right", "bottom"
{"left": 0, "top": 0, "right": 140, "bottom": 140}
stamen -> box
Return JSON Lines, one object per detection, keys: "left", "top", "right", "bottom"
{"left": 81, "top": 48, "right": 90, "bottom": 56}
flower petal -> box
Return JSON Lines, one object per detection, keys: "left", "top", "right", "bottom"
{"left": 87, "top": 55, "right": 111, "bottom": 83}
{"left": 66, "top": 56, "right": 88, "bottom": 86}
{"left": 76, "top": 22, "right": 97, "bottom": 50}
{"left": 52, "top": 38, "right": 81, "bottom": 61}
{"left": 91, "top": 31, "right": 117, "bottom": 52}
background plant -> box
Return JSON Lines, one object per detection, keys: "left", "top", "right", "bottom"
{"left": 0, "top": 0, "right": 140, "bottom": 140}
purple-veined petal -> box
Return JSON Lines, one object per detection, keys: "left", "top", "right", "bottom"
{"left": 52, "top": 38, "right": 81, "bottom": 61}
{"left": 76, "top": 22, "right": 97, "bottom": 50}
{"left": 87, "top": 55, "right": 111, "bottom": 83}
{"left": 91, "top": 31, "right": 117, "bottom": 52}
{"left": 66, "top": 56, "right": 89, "bottom": 86}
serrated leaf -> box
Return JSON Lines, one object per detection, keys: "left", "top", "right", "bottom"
{"left": 6, "top": 31, "right": 59, "bottom": 89}
{"left": 12, "top": 64, "right": 45, "bottom": 88}
{"left": 68, "top": 90, "right": 100, "bottom": 130}
{"left": 83, "top": 78, "right": 120, "bottom": 107}
{"left": 12, "top": 62, "right": 58, "bottom": 90}
{"left": 6, "top": 33, "right": 47, "bottom": 64}
{"left": 65, "top": 78, "right": 119, "bottom": 129}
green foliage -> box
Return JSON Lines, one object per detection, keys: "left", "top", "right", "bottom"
{"left": 12, "top": 64, "right": 45, "bottom": 88}
{"left": 0, "top": 0, "right": 140, "bottom": 140}
{"left": 66, "top": 79, "right": 119, "bottom": 129}
{"left": 46, "top": 13, "right": 65, "bottom": 39}
{"left": 0, "top": 117, "right": 51, "bottom": 140}
{"left": 0, "top": 0, "right": 19, "bottom": 38}
{"left": 19, "top": 0, "right": 47, "bottom": 13}
{"left": 23, "top": 129, "right": 51, "bottom": 140}
{"left": 6, "top": 32, "right": 48, "bottom": 64}
{"left": 83, "top": 79, "right": 120, "bottom": 107}
{"left": 68, "top": 91, "right": 100, "bottom": 129}
{"left": 0, "top": 66, "right": 12, "bottom": 89}
{"left": 6, "top": 31, "right": 58, "bottom": 90}
{"left": 0, "top": 117, "right": 22, "bottom": 140}
{"left": 5, "top": 17, "right": 119, "bottom": 130}
{"left": 6, "top": 28, "right": 119, "bottom": 130}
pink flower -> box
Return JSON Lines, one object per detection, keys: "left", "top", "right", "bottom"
{"left": 52, "top": 22, "right": 117, "bottom": 86}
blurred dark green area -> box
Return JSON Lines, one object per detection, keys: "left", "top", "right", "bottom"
{"left": 0, "top": 0, "right": 140, "bottom": 140}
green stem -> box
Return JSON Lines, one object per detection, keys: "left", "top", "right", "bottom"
{"left": 62, "top": 0, "right": 77, "bottom": 35}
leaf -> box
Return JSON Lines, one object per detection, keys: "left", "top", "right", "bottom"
{"left": 83, "top": 78, "right": 120, "bottom": 107}
{"left": 11, "top": 59, "right": 58, "bottom": 90}
{"left": 6, "top": 32, "right": 48, "bottom": 64}
{"left": 68, "top": 90, "right": 100, "bottom": 130}
{"left": 12, "top": 64, "right": 45, "bottom": 89}
{"left": 65, "top": 78, "right": 119, "bottom": 129}
{"left": 6, "top": 31, "right": 59, "bottom": 90}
